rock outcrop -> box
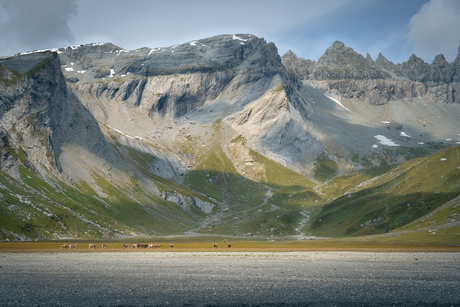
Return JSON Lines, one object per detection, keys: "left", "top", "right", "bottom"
{"left": 0, "top": 52, "right": 116, "bottom": 181}
{"left": 1, "top": 34, "right": 460, "bottom": 241}
{"left": 282, "top": 41, "right": 460, "bottom": 104}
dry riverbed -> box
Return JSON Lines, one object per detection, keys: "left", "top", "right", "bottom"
{"left": 1, "top": 252, "right": 459, "bottom": 306}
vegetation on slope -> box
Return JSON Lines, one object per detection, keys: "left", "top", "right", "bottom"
{"left": 305, "top": 145, "right": 460, "bottom": 237}
{"left": 1, "top": 109, "right": 458, "bottom": 243}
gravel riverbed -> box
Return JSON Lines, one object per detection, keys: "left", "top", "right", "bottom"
{"left": 1, "top": 252, "right": 459, "bottom": 306}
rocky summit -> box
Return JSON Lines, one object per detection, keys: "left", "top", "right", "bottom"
{"left": 0, "top": 34, "right": 459, "bottom": 241}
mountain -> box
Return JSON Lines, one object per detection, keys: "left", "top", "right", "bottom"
{"left": 282, "top": 41, "right": 460, "bottom": 104}
{"left": 0, "top": 34, "right": 459, "bottom": 242}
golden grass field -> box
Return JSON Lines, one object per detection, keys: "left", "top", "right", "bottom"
{"left": 1, "top": 235, "right": 459, "bottom": 253}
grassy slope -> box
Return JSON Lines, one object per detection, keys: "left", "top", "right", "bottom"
{"left": 184, "top": 129, "right": 324, "bottom": 236}
{"left": 1, "top": 110, "right": 459, "bottom": 244}
{"left": 0, "top": 152, "right": 208, "bottom": 241}
{"left": 305, "top": 145, "right": 460, "bottom": 238}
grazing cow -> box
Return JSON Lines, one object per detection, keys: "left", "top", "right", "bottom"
{"left": 170, "top": 244, "right": 174, "bottom": 248}
{"left": 213, "top": 244, "right": 218, "bottom": 248}
{"left": 101, "top": 244, "right": 108, "bottom": 248}
{"left": 89, "top": 244, "right": 96, "bottom": 249}
{"left": 132, "top": 244, "right": 140, "bottom": 248}
{"left": 60, "top": 244, "right": 69, "bottom": 249}
{"left": 122, "top": 244, "right": 130, "bottom": 248}
{"left": 140, "top": 244, "right": 149, "bottom": 248}
{"left": 150, "top": 244, "right": 162, "bottom": 248}
{"left": 70, "top": 244, "right": 78, "bottom": 249}
{"left": 228, "top": 244, "right": 231, "bottom": 248}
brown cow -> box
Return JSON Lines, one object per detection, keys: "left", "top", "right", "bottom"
{"left": 150, "top": 244, "right": 162, "bottom": 248}
{"left": 70, "top": 244, "right": 78, "bottom": 249}
{"left": 101, "top": 244, "right": 108, "bottom": 248}
{"left": 60, "top": 244, "right": 69, "bottom": 249}
{"left": 122, "top": 244, "right": 130, "bottom": 248}
{"left": 213, "top": 244, "right": 218, "bottom": 248}
{"left": 170, "top": 244, "right": 174, "bottom": 248}
{"left": 89, "top": 244, "right": 96, "bottom": 249}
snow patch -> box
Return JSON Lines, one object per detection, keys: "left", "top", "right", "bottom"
{"left": 109, "top": 69, "right": 115, "bottom": 78}
{"left": 65, "top": 67, "right": 74, "bottom": 72}
{"left": 19, "top": 48, "right": 62, "bottom": 55}
{"left": 190, "top": 41, "right": 197, "bottom": 46}
{"left": 418, "top": 142, "right": 424, "bottom": 145}
{"left": 233, "top": 34, "right": 248, "bottom": 42}
{"left": 325, "top": 95, "right": 352, "bottom": 113}
{"left": 372, "top": 144, "right": 378, "bottom": 148}
{"left": 440, "top": 158, "right": 447, "bottom": 161}
{"left": 381, "top": 121, "right": 390, "bottom": 125}
{"left": 400, "top": 132, "right": 411, "bottom": 137}
{"left": 374, "top": 135, "right": 400, "bottom": 147}
{"left": 106, "top": 125, "right": 143, "bottom": 141}
{"left": 148, "top": 48, "right": 161, "bottom": 56}
{"left": 77, "top": 70, "right": 86, "bottom": 74}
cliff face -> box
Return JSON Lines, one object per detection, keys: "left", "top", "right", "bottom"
{"left": 1, "top": 34, "right": 459, "bottom": 241}
{"left": 282, "top": 42, "right": 460, "bottom": 105}
{"left": 56, "top": 34, "right": 320, "bottom": 174}
{"left": 0, "top": 52, "right": 114, "bottom": 181}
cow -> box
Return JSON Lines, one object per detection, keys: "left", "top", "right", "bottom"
{"left": 122, "top": 244, "right": 130, "bottom": 248}
{"left": 150, "top": 244, "right": 162, "bottom": 248}
{"left": 228, "top": 244, "right": 231, "bottom": 248}
{"left": 213, "top": 244, "right": 218, "bottom": 248}
{"left": 60, "top": 244, "right": 69, "bottom": 249}
{"left": 132, "top": 244, "right": 140, "bottom": 248}
{"left": 70, "top": 244, "right": 78, "bottom": 249}
{"left": 170, "top": 244, "right": 174, "bottom": 248}
{"left": 102, "top": 244, "right": 108, "bottom": 248}
{"left": 89, "top": 244, "right": 96, "bottom": 249}
{"left": 140, "top": 244, "right": 149, "bottom": 248}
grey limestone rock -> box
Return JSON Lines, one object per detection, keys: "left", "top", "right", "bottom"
{"left": 283, "top": 41, "right": 460, "bottom": 104}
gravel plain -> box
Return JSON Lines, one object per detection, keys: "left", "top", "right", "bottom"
{"left": 1, "top": 252, "right": 459, "bottom": 306}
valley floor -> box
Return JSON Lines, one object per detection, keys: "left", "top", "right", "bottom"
{"left": 1, "top": 252, "right": 459, "bottom": 306}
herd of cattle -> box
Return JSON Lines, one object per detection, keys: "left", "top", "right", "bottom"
{"left": 60, "top": 243, "right": 231, "bottom": 249}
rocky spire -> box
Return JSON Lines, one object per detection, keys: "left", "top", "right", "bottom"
{"left": 398, "top": 54, "right": 431, "bottom": 82}
{"left": 314, "top": 41, "right": 387, "bottom": 79}
{"left": 375, "top": 53, "right": 395, "bottom": 70}
{"left": 430, "top": 54, "right": 452, "bottom": 82}
{"left": 452, "top": 45, "right": 460, "bottom": 82}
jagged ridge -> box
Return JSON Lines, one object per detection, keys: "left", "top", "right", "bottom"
{"left": 0, "top": 34, "right": 459, "bottom": 242}
{"left": 282, "top": 42, "right": 460, "bottom": 104}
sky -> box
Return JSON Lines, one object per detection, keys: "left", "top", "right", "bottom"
{"left": 1, "top": 0, "right": 460, "bottom": 64}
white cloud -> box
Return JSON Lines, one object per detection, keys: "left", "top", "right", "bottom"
{"left": 0, "top": 0, "right": 78, "bottom": 56}
{"left": 407, "top": 0, "right": 460, "bottom": 62}
{"left": 70, "top": 0, "right": 357, "bottom": 52}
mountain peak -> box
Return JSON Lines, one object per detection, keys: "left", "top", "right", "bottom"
{"left": 332, "top": 41, "right": 345, "bottom": 49}
{"left": 57, "top": 33, "right": 283, "bottom": 82}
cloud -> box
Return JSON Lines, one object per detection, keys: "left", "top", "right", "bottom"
{"left": 70, "top": 0, "right": 356, "bottom": 52}
{"left": 0, "top": 0, "right": 78, "bottom": 55}
{"left": 407, "top": 0, "right": 460, "bottom": 62}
